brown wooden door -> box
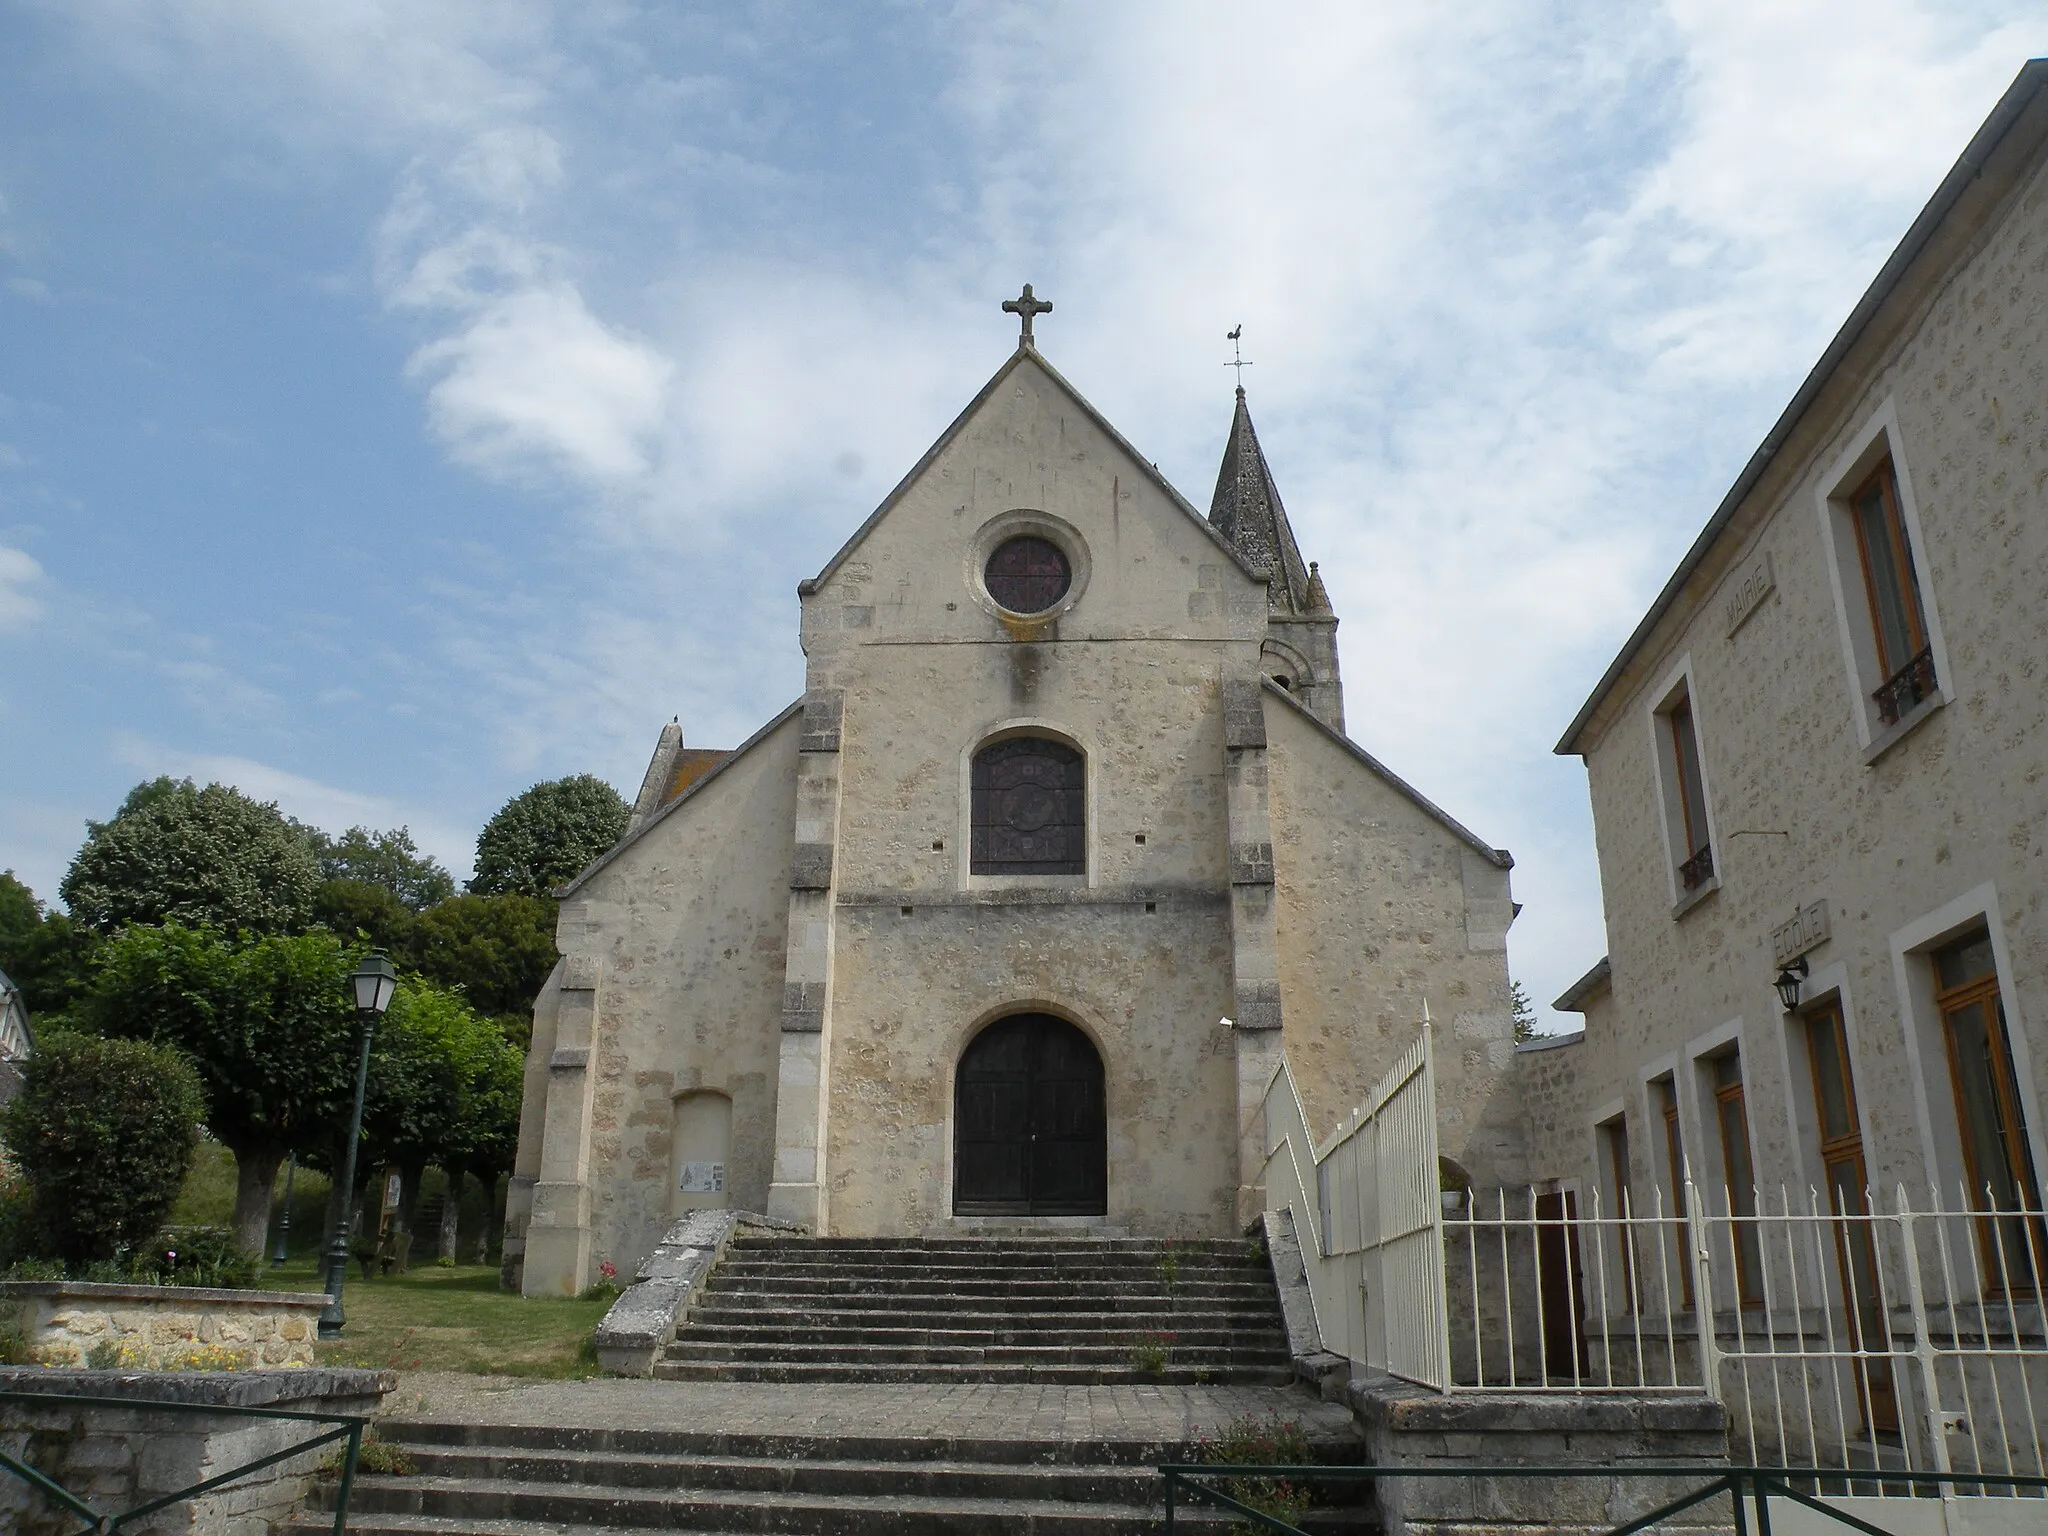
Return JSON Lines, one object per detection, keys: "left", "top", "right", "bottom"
{"left": 955, "top": 1014, "right": 1106, "bottom": 1216}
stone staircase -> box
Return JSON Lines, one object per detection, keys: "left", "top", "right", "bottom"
{"left": 299, "top": 1235, "right": 1372, "bottom": 1534}
{"left": 657, "top": 1234, "right": 1294, "bottom": 1385}
{"left": 310, "top": 1416, "right": 1373, "bottom": 1534}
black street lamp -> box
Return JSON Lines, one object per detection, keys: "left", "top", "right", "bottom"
{"left": 1774, "top": 955, "right": 1810, "bottom": 1013}
{"left": 318, "top": 949, "right": 397, "bottom": 1339}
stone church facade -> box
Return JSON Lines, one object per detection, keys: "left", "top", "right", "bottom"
{"left": 506, "top": 325, "right": 1527, "bottom": 1297}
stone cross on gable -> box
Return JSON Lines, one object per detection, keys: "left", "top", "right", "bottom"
{"left": 1002, "top": 284, "right": 1052, "bottom": 347}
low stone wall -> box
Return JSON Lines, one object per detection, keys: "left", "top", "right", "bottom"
{"left": 0, "top": 1366, "right": 393, "bottom": 1536}
{"left": 593, "top": 1208, "right": 804, "bottom": 1376}
{"left": 1352, "top": 1377, "right": 1730, "bottom": 1536}
{"left": 0, "top": 1282, "right": 330, "bottom": 1369}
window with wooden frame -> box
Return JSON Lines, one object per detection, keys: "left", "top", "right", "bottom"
{"left": 1708, "top": 1050, "right": 1764, "bottom": 1307}
{"left": 1847, "top": 458, "right": 1937, "bottom": 726}
{"left": 1934, "top": 931, "right": 2046, "bottom": 1294}
{"left": 1601, "top": 1114, "right": 1638, "bottom": 1312}
{"left": 1657, "top": 688, "right": 1715, "bottom": 895}
{"left": 1801, "top": 1002, "right": 1899, "bottom": 1435}
{"left": 1653, "top": 1076, "right": 1693, "bottom": 1309}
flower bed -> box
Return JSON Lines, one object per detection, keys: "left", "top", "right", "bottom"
{"left": 0, "top": 1280, "right": 329, "bottom": 1369}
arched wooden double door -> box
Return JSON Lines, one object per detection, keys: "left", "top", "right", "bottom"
{"left": 954, "top": 1014, "right": 1106, "bottom": 1216}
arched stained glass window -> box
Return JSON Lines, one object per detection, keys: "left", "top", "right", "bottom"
{"left": 970, "top": 737, "right": 1085, "bottom": 874}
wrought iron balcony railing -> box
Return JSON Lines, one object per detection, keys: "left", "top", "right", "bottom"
{"left": 1678, "top": 844, "right": 1715, "bottom": 892}
{"left": 1874, "top": 645, "right": 1938, "bottom": 727}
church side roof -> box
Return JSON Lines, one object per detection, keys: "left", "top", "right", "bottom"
{"left": 555, "top": 700, "right": 803, "bottom": 898}
{"left": 1208, "top": 389, "right": 1323, "bottom": 615}
{"left": 1262, "top": 678, "right": 1511, "bottom": 869}
{"left": 800, "top": 346, "right": 1260, "bottom": 597}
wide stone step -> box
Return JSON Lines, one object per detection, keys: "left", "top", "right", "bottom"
{"left": 672, "top": 1323, "right": 1288, "bottom": 1349}
{"left": 729, "top": 1238, "right": 1253, "bottom": 1255}
{"left": 660, "top": 1341, "right": 1286, "bottom": 1368}
{"left": 383, "top": 1444, "right": 1174, "bottom": 1503}
{"left": 703, "top": 1276, "right": 1272, "bottom": 1300}
{"left": 649, "top": 1360, "right": 1296, "bottom": 1385}
{"left": 715, "top": 1263, "right": 1265, "bottom": 1285}
{"left": 687, "top": 1300, "right": 1277, "bottom": 1328}
{"left": 375, "top": 1420, "right": 1357, "bottom": 1466}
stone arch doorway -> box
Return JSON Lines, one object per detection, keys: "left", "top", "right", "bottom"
{"left": 954, "top": 1013, "right": 1106, "bottom": 1216}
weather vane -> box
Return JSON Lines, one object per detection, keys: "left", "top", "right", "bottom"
{"left": 1226, "top": 325, "right": 1253, "bottom": 388}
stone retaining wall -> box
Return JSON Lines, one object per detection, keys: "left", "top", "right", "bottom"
{"left": 0, "top": 1281, "right": 330, "bottom": 1369}
{"left": 0, "top": 1367, "right": 393, "bottom": 1536}
{"left": 1352, "top": 1377, "right": 1730, "bottom": 1536}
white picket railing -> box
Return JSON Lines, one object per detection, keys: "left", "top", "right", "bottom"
{"left": 1449, "top": 1179, "right": 2048, "bottom": 1494}
{"left": 1261, "top": 1017, "right": 1451, "bottom": 1390}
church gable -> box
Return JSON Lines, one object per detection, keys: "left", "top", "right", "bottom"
{"left": 798, "top": 350, "right": 1269, "bottom": 655}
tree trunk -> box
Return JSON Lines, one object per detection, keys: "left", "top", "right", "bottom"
{"left": 471, "top": 1169, "right": 493, "bottom": 1265}
{"left": 230, "top": 1147, "right": 284, "bottom": 1259}
{"left": 439, "top": 1171, "right": 463, "bottom": 1262}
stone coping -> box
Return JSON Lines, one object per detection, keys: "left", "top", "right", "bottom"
{"left": 0, "top": 1280, "right": 331, "bottom": 1307}
{"left": 0, "top": 1366, "right": 395, "bottom": 1408}
{"left": 1350, "top": 1374, "right": 1727, "bottom": 1434}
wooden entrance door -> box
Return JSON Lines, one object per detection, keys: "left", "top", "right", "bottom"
{"left": 1535, "top": 1191, "right": 1591, "bottom": 1382}
{"left": 954, "top": 1014, "right": 1106, "bottom": 1216}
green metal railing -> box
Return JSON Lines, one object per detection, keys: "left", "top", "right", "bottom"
{"left": 1158, "top": 1461, "right": 2048, "bottom": 1535}
{"left": 0, "top": 1389, "right": 366, "bottom": 1536}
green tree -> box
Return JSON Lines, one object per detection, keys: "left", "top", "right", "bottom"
{"left": 310, "top": 826, "right": 455, "bottom": 911}
{"left": 0, "top": 1033, "right": 205, "bottom": 1266}
{"left": 1511, "top": 980, "right": 1540, "bottom": 1043}
{"left": 469, "top": 775, "right": 628, "bottom": 898}
{"left": 60, "top": 778, "right": 321, "bottom": 936}
{"left": 313, "top": 877, "right": 418, "bottom": 954}
{"left": 0, "top": 871, "right": 98, "bottom": 1023}
{"left": 85, "top": 923, "right": 358, "bottom": 1255}
{"left": 409, "top": 893, "right": 557, "bottom": 1024}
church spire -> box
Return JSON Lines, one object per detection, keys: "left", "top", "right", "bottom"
{"left": 1207, "top": 388, "right": 1316, "bottom": 616}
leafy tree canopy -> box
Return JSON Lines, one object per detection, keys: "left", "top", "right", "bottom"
{"left": 313, "top": 877, "right": 418, "bottom": 955}
{"left": 60, "top": 778, "right": 321, "bottom": 936}
{"left": 1510, "top": 980, "right": 1540, "bottom": 1043}
{"left": 308, "top": 825, "right": 455, "bottom": 911}
{"left": 84, "top": 922, "right": 360, "bottom": 1252}
{"left": 469, "top": 774, "right": 627, "bottom": 898}
{"left": 357, "top": 981, "right": 521, "bottom": 1181}
{"left": 0, "top": 871, "right": 99, "bottom": 1023}
{"left": 409, "top": 892, "right": 556, "bottom": 1022}
{"left": 0, "top": 1032, "right": 205, "bottom": 1266}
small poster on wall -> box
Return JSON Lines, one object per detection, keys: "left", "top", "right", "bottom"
{"left": 678, "top": 1162, "right": 726, "bottom": 1194}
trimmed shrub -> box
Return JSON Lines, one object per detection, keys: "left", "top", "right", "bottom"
{"left": 136, "top": 1224, "right": 263, "bottom": 1289}
{"left": 0, "top": 1033, "right": 204, "bottom": 1266}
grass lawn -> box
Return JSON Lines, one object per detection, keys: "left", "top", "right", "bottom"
{"left": 267, "top": 1258, "right": 616, "bottom": 1378}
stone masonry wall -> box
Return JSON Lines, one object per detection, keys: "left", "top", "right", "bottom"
{"left": 2, "top": 1283, "right": 326, "bottom": 1370}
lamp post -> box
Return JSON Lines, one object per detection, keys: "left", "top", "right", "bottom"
{"left": 318, "top": 949, "right": 397, "bottom": 1339}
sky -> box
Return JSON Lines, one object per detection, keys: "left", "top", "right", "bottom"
{"left": 0, "top": 2, "right": 2041, "bottom": 1029}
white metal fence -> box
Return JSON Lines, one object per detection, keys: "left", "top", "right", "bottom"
{"left": 1261, "top": 1018, "right": 1450, "bottom": 1389}
{"left": 1449, "top": 1179, "right": 2048, "bottom": 1492}
{"left": 1260, "top": 1019, "right": 2048, "bottom": 1511}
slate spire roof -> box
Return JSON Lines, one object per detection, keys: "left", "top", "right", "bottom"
{"left": 1207, "top": 388, "right": 1327, "bottom": 616}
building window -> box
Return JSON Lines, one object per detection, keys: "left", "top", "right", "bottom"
{"left": 1935, "top": 931, "right": 2046, "bottom": 1293}
{"left": 1709, "top": 1049, "right": 1763, "bottom": 1306}
{"left": 1653, "top": 1075, "right": 1693, "bottom": 1309}
{"left": 1800, "top": 1002, "right": 1899, "bottom": 1433}
{"left": 983, "top": 536, "right": 1071, "bottom": 615}
{"left": 1654, "top": 683, "right": 1715, "bottom": 898}
{"left": 970, "top": 737, "right": 1086, "bottom": 874}
{"left": 1848, "top": 459, "right": 1937, "bottom": 726}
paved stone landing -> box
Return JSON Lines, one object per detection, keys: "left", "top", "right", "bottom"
{"left": 384, "top": 1373, "right": 1358, "bottom": 1445}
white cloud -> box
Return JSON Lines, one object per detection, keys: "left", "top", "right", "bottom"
{"left": 110, "top": 733, "right": 476, "bottom": 884}
{"left": 0, "top": 545, "right": 45, "bottom": 632}
{"left": 407, "top": 282, "right": 672, "bottom": 486}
